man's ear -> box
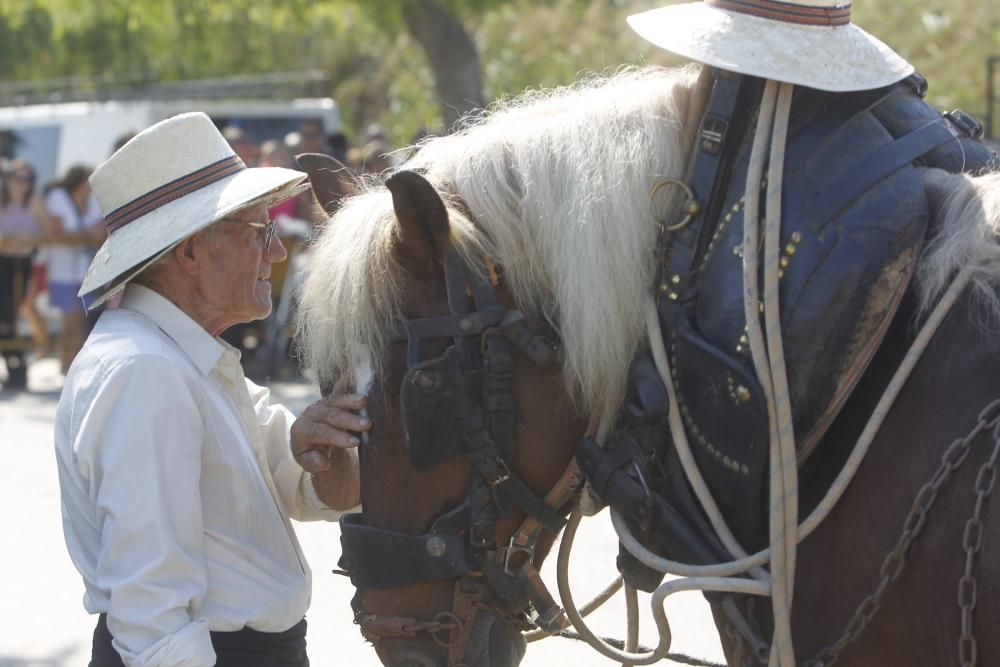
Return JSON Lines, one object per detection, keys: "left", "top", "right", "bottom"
{"left": 172, "top": 235, "right": 201, "bottom": 275}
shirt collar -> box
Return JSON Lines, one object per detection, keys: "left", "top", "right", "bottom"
{"left": 120, "top": 284, "right": 231, "bottom": 376}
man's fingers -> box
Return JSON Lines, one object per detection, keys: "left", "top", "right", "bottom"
{"left": 297, "top": 448, "right": 331, "bottom": 473}
{"left": 320, "top": 392, "right": 368, "bottom": 413}
{"left": 299, "top": 419, "right": 361, "bottom": 450}
{"left": 308, "top": 402, "right": 371, "bottom": 433}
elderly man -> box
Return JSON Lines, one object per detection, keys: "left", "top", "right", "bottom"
{"left": 55, "top": 112, "right": 368, "bottom": 667}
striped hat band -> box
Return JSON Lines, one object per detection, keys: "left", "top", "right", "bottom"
{"left": 105, "top": 155, "right": 246, "bottom": 233}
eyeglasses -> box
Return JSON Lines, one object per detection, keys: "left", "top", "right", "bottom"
{"left": 246, "top": 219, "right": 277, "bottom": 248}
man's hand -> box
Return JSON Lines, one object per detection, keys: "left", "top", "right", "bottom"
{"left": 290, "top": 392, "right": 371, "bottom": 473}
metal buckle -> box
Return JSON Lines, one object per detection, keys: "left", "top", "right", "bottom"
{"left": 944, "top": 110, "right": 984, "bottom": 139}
{"left": 485, "top": 456, "right": 511, "bottom": 486}
{"left": 699, "top": 113, "right": 729, "bottom": 155}
{"left": 502, "top": 536, "right": 535, "bottom": 575}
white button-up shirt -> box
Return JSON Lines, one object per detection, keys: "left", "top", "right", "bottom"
{"left": 55, "top": 284, "right": 342, "bottom": 667}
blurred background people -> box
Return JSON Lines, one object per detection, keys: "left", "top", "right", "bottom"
{"left": 43, "top": 165, "right": 105, "bottom": 374}
{"left": 0, "top": 159, "right": 48, "bottom": 389}
{"left": 223, "top": 125, "right": 260, "bottom": 166}
{"left": 296, "top": 118, "right": 329, "bottom": 156}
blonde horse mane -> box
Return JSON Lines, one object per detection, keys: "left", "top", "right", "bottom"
{"left": 297, "top": 64, "right": 1000, "bottom": 421}
{"left": 298, "top": 65, "right": 701, "bottom": 417}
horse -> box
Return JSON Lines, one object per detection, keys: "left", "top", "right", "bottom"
{"left": 296, "top": 65, "right": 1000, "bottom": 666}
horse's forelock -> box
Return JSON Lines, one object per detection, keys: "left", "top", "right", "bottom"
{"left": 298, "top": 65, "right": 702, "bottom": 418}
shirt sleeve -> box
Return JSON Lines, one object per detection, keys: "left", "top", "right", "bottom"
{"left": 245, "top": 379, "right": 346, "bottom": 522}
{"left": 75, "top": 354, "right": 216, "bottom": 667}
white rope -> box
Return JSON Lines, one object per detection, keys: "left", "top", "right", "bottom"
{"left": 760, "top": 81, "right": 797, "bottom": 667}
{"left": 619, "top": 266, "right": 972, "bottom": 570}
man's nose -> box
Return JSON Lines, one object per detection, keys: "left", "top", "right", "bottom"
{"left": 267, "top": 234, "right": 288, "bottom": 263}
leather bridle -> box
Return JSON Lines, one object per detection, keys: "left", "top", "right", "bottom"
{"left": 337, "top": 246, "right": 584, "bottom": 665}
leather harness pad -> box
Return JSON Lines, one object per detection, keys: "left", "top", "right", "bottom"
{"left": 663, "top": 78, "right": 997, "bottom": 549}
{"left": 339, "top": 510, "right": 475, "bottom": 590}
{"left": 401, "top": 345, "right": 480, "bottom": 470}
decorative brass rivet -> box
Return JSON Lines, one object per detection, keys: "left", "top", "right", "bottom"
{"left": 778, "top": 269, "right": 785, "bottom": 279}
{"left": 735, "top": 344, "right": 744, "bottom": 354}
{"left": 671, "top": 274, "right": 681, "bottom": 285}
{"left": 732, "top": 203, "right": 741, "bottom": 213}
{"left": 723, "top": 456, "right": 732, "bottom": 467}
{"left": 698, "top": 435, "right": 707, "bottom": 446}
{"left": 735, "top": 385, "right": 751, "bottom": 403}
{"left": 791, "top": 231, "right": 802, "bottom": 244}
{"left": 426, "top": 536, "right": 447, "bottom": 557}
{"left": 785, "top": 244, "right": 797, "bottom": 256}
{"left": 741, "top": 465, "right": 751, "bottom": 476}
{"left": 780, "top": 257, "right": 789, "bottom": 269}
{"left": 724, "top": 213, "right": 733, "bottom": 222}
{"left": 707, "top": 443, "right": 715, "bottom": 454}
{"left": 739, "top": 334, "right": 748, "bottom": 345}
{"left": 684, "top": 200, "right": 701, "bottom": 215}
{"left": 659, "top": 283, "right": 670, "bottom": 292}
{"left": 733, "top": 245, "right": 742, "bottom": 256}
{"left": 668, "top": 292, "right": 679, "bottom": 301}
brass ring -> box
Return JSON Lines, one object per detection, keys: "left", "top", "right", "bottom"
{"left": 650, "top": 178, "right": 700, "bottom": 232}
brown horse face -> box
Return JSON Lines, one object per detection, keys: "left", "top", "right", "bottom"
{"left": 350, "top": 171, "right": 585, "bottom": 666}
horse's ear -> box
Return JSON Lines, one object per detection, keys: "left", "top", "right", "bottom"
{"left": 385, "top": 169, "right": 450, "bottom": 269}
{"left": 294, "top": 153, "right": 358, "bottom": 213}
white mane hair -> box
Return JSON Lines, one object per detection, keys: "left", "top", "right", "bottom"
{"left": 917, "top": 168, "right": 1000, "bottom": 322}
{"left": 297, "top": 63, "right": 1000, "bottom": 420}
{"left": 298, "top": 65, "right": 702, "bottom": 417}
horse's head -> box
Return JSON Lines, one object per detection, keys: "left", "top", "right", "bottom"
{"left": 304, "top": 168, "right": 586, "bottom": 666}
{"left": 296, "top": 66, "right": 702, "bottom": 666}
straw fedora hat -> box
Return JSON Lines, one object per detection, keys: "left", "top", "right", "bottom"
{"left": 79, "top": 112, "right": 309, "bottom": 309}
{"left": 628, "top": 0, "right": 914, "bottom": 92}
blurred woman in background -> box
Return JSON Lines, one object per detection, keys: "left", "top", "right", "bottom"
{"left": 44, "top": 165, "right": 105, "bottom": 374}
{"left": 0, "top": 159, "right": 48, "bottom": 389}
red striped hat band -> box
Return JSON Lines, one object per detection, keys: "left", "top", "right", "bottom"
{"left": 105, "top": 155, "right": 246, "bottom": 233}
{"left": 706, "top": 0, "right": 851, "bottom": 26}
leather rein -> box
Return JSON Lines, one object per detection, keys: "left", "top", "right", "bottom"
{"left": 337, "top": 247, "right": 584, "bottom": 664}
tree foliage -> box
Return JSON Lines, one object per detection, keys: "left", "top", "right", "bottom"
{"left": 0, "top": 0, "right": 996, "bottom": 147}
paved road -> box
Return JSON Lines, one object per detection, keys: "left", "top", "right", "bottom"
{"left": 0, "top": 359, "right": 724, "bottom": 666}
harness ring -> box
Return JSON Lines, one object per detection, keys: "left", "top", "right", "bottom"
{"left": 650, "top": 178, "right": 700, "bottom": 232}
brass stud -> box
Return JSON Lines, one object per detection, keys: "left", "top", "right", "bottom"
{"left": 778, "top": 269, "right": 785, "bottom": 279}
{"left": 780, "top": 256, "right": 789, "bottom": 269}
{"left": 741, "top": 464, "right": 751, "bottom": 476}
{"left": 785, "top": 243, "right": 797, "bottom": 256}
{"left": 791, "top": 231, "right": 802, "bottom": 244}
{"left": 739, "top": 334, "right": 748, "bottom": 345}
{"left": 671, "top": 274, "right": 681, "bottom": 285}
{"left": 735, "top": 385, "right": 751, "bottom": 403}
{"left": 698, "top": 435, "right": 707, "bottom": 446}
{"left": 735, "top": 344, "right": 744, "bottom": 354}
{"left": 659, "top": 282, "right": 670, "bottom": 292}
{"left": 668, "top": 292, "right": 679, "bottom": 301}
{"left": 732, "top": 203, "right": 741, "bottom": 213}
{"left": 733, "top": 245, "right": 743, "bottom": 257}
{"left": 707, "top": 443, "right": 715, "bottom": 454}
{"left": 723, "top": 455, "right": 731, "bottom": 467}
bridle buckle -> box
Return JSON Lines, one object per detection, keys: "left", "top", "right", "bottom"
{"left": 502, "top": 535, "right": 536, "bottom": 575}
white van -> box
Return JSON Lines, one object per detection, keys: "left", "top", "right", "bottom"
{"left": 0, "top": 97, "right": 341, "bottom": 184}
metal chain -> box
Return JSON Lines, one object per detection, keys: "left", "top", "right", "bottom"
{"left": 805, "top": 398, "right": 1000, "bottom": 667}
{"left": 957, "top": 413, "right": 1000, "bottom": 666}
